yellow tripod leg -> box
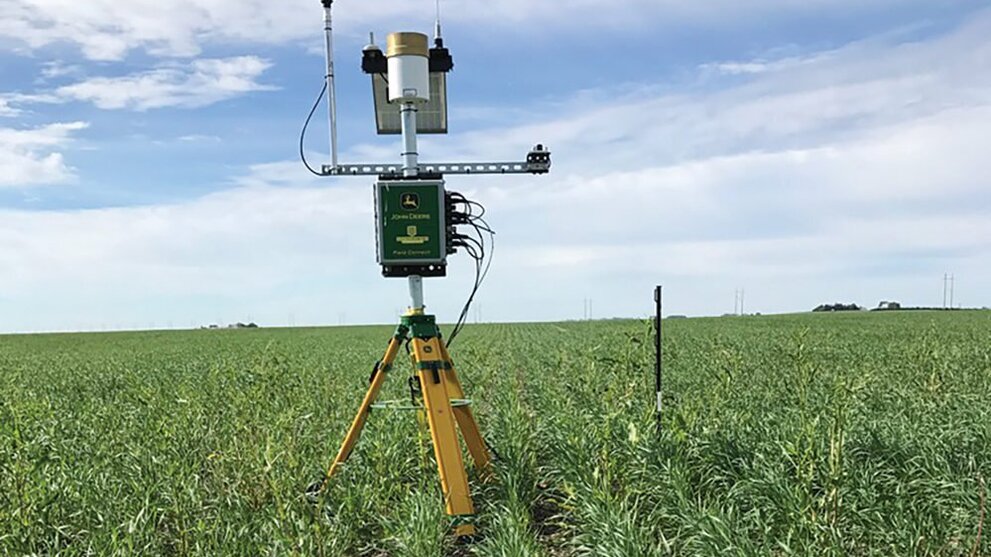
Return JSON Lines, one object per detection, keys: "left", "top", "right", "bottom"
{"left": 325, "top": 335, "right": 403, "bottom": 480}
{"left": 412, "top": 336, "right": 477, "bottom": 537}
{"left": 437, "top": 341, "right": 492, "bottom": 477}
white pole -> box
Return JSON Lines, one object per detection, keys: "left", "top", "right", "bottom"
{"left": 401, "top": 103, "right": 419, "bottom": 177}
{"left": 400, "top": 99, "right": 424, "bottom": 310}
{"left": 408, "top": 276, "right": 424, "bottom": 310}
{"left": 322, "top": 1, "right": 339, "bottom": 170}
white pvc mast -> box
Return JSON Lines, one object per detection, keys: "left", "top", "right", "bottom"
{"left": 322, "top": 0, "right": 339, "bottom": 169}
{"left": 400, "top": 80, "right": 422, "bottom": 310}
{"left": 401, "top": 100, "right": 423, "bottom": 309}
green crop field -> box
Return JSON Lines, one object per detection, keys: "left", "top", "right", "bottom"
{"left": 2, "top": 311, "right": 990, "bottom": 556}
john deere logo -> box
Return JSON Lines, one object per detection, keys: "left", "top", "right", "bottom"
{"left": 401, "top": 193, "right": 420, "bottom": 211}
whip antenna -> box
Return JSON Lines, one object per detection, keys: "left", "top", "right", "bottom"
{"left": 434, "top": 0, "right": 444, "bottom": 46}
{"left": 320, "top": 0, "right": 338, "bottom": 169}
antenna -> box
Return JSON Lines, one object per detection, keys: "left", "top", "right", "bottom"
{"left": 434, "top": 0, "right": 444, "bottom": 46}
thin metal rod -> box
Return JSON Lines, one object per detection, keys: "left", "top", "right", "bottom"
{"left": 322, "top": 4, "right": 339, "bottom": 169}
{"left": 323, "top": 160, "right": 551, "bottom": 176}
{"left": 401, "top": 103, "right": 419, "bottom": 177}
{"left": 654, "top": 285, "right": 663, "bottom": 435}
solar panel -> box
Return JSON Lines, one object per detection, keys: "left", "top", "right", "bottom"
{"left": 373, "top": 73, "right": 448, "bottom": 135}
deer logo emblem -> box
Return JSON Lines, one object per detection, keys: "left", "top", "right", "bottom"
{"left": 401, "top": 193, "right": 420, "bottom": 211}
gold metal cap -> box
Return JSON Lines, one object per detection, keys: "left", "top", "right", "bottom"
{"left": 387, "top": 32, "right": 429, "bottom": 58}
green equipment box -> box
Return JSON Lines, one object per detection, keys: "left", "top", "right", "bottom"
{"left": 375, "top": 179, "right": 447, "bottom": 277}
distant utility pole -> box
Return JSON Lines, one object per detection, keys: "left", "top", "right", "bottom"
{"left": 950, "top": 275, "right": 955, "bottom": 309}
{"left": 583, "top": 298, "right": 593, "bottom": 321}
{"left": 943, "top": 273, "right": 949, "bottom": 309}
{"left": 733, "top": 289, "right": 745, "bottom": 316}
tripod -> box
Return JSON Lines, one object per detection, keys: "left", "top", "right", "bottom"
{"left": 323, "top": 308, "right": 492, "bottom": 537}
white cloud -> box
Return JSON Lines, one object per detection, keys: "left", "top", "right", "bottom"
{"left": 177, "top": 134, "right": 222, "bottom": 143}
{"left": 0, "top": 179, "right": 399, "bottom": 332}
{"left": 0, "top": 183, "right": 367, "bottom": 293}
{"left": 0, "top": 93, "right": 58, "bottom": 118}
{"left": 0, "top": 121, "right": 89, "bottom": 188}
{"left": 39, "top": 60, "right": 84, "bottom": 80}
{"left": 489, "top": 104, "right": 991, "bottom": 270}
{"left": 54, "top": 56, "right": 274, "bottom": 110}
{"left": 439, "top": 11, "right": 991, "bottom": 171}
{"left": 0, "top": 99, "right": 19, "bottom": 117}
{"left": 0, "top": 0, "right": 953, "bottom": 61}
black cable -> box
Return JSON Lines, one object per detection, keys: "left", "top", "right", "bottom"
{"left": 447, "top": 206, "right": 495, "bottom": 347}
{"left": 447, "top": 248, "right": 481, "bottom": 345}
{"left": 448, "top": 264, "right": 480, "bottom": 345}
{"left": 300, "top": 82, "right": 327, "bottom": 177}
{"left": 484, "top": 437, "right": 503, "bottom": 462}
{"left": 449, "top": 237, "right": 488, "bottom": 344}
{"left": 472, "top": 219, "right": 496, "bottom": 304}
{"left": 449, "top": 193, "right": 487, "bottom": 221}
{"left": 452, "top": 232, "right": 483, "bottom": 258}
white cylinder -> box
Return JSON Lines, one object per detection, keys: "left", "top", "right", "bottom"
{"left": 388, "top": 56, "right": 430, "bottom": 102}
{"left": 386, "top": 32, "right": 430, "bottom": 103}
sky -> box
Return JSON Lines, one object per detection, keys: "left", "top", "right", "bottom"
{"left": 0, "top": 0, "right": 988, "bottom": 332}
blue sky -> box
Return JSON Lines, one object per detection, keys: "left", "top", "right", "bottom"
{"left": 0, "top": 0, "right": 988, "bottom": 332}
